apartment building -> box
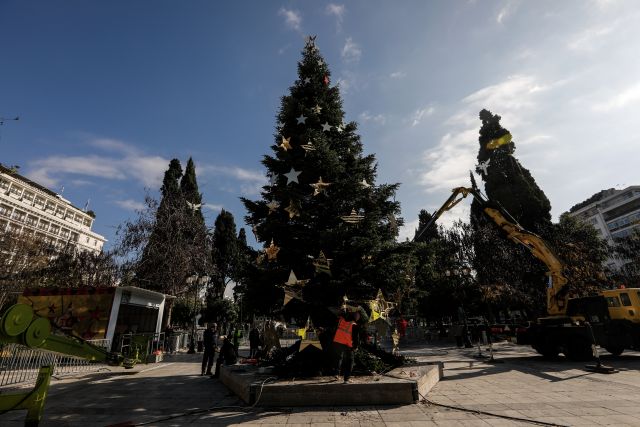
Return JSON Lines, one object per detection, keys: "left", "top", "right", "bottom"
{"left": 0, "top": 165, "right": 105, "bottom": 254}
{"left": 568, "top": 185, "right": 640, "bottom": 270}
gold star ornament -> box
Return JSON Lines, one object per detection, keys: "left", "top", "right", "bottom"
{"left": 285, "top": 200, "right": 300, "bottom": 219}
{"left": 279, "top": 136, "right": 292, "bottom": 151}
{"left": 265, "top": 239, "right": 280, "bottom": 261}
{"left": 310, "top": 176, "right": 331, "bottom": 196}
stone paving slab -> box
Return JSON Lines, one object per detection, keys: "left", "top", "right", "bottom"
{"left": 0, "top": 343, "right": 639, "bottom": 426}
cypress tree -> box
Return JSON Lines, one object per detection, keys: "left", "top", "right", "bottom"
{"left": 471, "top": 110, "right": 552, "bottom": 313}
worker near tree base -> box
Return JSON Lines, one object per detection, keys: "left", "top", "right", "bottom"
{"left": 201, "top": 323, "right": 218, "bottom": 376}
{"left": 213, "top": 335, "right": 237, "bottom": 378}
{"left": 332, "top": 310, "right": 360, "bottom": 384}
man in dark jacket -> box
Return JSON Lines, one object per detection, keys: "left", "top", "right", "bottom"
{"left": 201, "top": 323, "right": 218, "bottom": 376}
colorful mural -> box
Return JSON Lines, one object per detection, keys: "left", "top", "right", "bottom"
{"left": 19, "top": 287, "right": 116, "bottom": 340}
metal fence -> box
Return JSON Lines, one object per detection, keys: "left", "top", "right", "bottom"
{"left": 0, "top": 338, "right": 111, "bottom": 389}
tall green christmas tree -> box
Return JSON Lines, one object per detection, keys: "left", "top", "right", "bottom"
{"left": 242, "top": 37, "right": 402, "bottom": 323}
{"left": 180, "top": 157, "right": 210, "bottom": 277}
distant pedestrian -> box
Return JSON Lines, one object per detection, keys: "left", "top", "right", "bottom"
{"left": 232, "top": 326, "right": 243, "bottom": 356}
{"left": 201, "top": 323, "right": 218, "bottom": 376}
{"left": 249, "top": 326, "right": 261, "bottom": 358}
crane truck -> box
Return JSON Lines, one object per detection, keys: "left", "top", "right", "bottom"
{"left": 417, "top": 186, "right": 640, "bottom": 361}
{"left": 0, "top": 303, "right": 141, "bottom": 426}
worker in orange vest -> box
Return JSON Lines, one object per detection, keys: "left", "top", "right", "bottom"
{"left": 332, "top": 310, "right": 360, "bottom": 384}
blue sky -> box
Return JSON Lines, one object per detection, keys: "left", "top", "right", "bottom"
{"left": 2, "top": 0, "right": 639, "bottom": 248}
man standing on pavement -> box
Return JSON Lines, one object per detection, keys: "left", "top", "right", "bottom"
{"left": 201, "top": 323, "right": 218, "bottom": 376}
{"left": 333, "top": 310, "right": 360, "bottom": 384}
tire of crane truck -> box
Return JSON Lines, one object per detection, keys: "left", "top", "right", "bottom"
{"left": 604, "top": 346, "right": 624, "bottom": 356}
{"left": 565, "top": 337, "right": 593, "bottom": 361}
{"left": 533, "top": 344, "right": 559, "bottom": 359}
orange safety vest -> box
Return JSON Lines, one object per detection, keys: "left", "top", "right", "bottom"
{"left": 333, "top": 317, "right": 354, "bottom": 347}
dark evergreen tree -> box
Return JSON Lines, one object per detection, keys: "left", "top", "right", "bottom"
{"left": 471, "top": 110, "right": 552, "bottom": 315}
{"left": 475, "top": 109, "right": 551, "bottom": 232}
{"left": 242, "top": 38, "right": 402, "bottom": 323}
{"left": 180, "top": 157, "right": 210, "bottom": 277}
{"left": 211, "top": 209, "right": 240, "bottom": 298}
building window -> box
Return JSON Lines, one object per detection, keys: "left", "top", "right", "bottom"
{"left": 12, "top": 210, "right": 26, "bottom": 222}
{"left": 56, "top": 207, "right": 66, "bottom": 218}
{"left": 34, "top": 196, "right": 45, "bottom": 209}
{"left": 45, "top": 202, "right": 55, "bottom": 213}
{"left": 50, "top": 224, "right": 60, "bottom": 235}
{"left": 0, "top": 204, "right": 11, "bottom": 217}
{"left": 38, "top": 221, "right": 49, "bottom": 231}
{"left": 22, "top": 192, "right": 34, "bottom": 203}
{"left": 26, "top": 215, "right": 38, "bottom": 227}
{"left": 0, "top": 179, "right": 9, "bottom": 191}
{"left": 9, "top": 185, "right": 22, "bottom": 198}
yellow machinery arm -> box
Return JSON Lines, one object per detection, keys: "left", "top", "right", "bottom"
{"left": 415, "top": 186, "right": 569, "bottom": 316}
{"left": 0, "top": 303, "right": 137, "bottom": 426}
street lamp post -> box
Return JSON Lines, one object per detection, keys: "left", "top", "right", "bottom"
{"left": 187, "top": 274, "right": 210, "bottom": 354}
{"left": 446, "top": 266, "right": 473, "bottom": 348}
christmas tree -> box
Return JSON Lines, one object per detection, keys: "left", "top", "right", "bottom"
{"left": 242, "top": 37, "right": 402, "bottom": 324}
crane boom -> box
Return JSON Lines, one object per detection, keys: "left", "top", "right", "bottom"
{"left": 415, "top": 186, "right": 569, "bottom": 316}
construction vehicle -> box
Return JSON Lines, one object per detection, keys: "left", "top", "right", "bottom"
{"left": 417, "top": 186, "right": 640, "bottom": 361}
{"left": 0, "top": 303, "right": 141, "bottom": 426}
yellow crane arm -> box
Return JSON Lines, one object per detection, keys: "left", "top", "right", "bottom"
{"left": 415, "top": 186, "right": 569, "bottom": 316}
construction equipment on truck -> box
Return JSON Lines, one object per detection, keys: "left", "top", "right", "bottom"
{"left": 417, "top": 185, "right": 640, "bottom": 361}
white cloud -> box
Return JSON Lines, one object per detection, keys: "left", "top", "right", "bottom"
{"left": 201, "top": 165, "right": 265, "bottom": 183}
{"left": 496, "top": 1, "right": 518, "bottom": 24}
{"left": 326, "top": 4, "right": 345, "bottom": 31}
{"left": 411, "top": 106, "right": 435, "bottom": 127}
{"left": 592, "top": 82, "right": 640, "bottom": 112}
{"left": 203, "top": 203, "right": 223, "bottom": 212}
{"left": 419, "top": 129, "right": 478, "bottom": 193}
{"left": 398, "top": 218, "right": 418, "bottom": 242}
{"left": 389, "top": 71, "right": 406, "bottom": 79}
{"left": 341, "top": 37, "right": 362, "bottom": 63}
{"left": 278, "top": 8, "right": 302, "bottom": 31}
{"left": 359, "top": 111, "right": 386, "bottom": 125}
{"left": 417, "top": 74, "right": 553, "bottom": 195}
{"left": 567, "top": 24, "right": 615, "bottom": 52}
{"left": 114, "top": 199, "right": 146, "bottom": 211}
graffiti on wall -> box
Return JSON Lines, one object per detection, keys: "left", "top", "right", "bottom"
{"left": 19, "top": 287, "right": 116, "bottom": 340}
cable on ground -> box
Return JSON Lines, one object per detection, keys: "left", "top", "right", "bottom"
{"left": 129, "top": 376, "right": 278, "bottom": 426}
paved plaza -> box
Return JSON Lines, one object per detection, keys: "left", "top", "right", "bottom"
{"left": 1, "top": 342, "right": 639, "bottom": 426}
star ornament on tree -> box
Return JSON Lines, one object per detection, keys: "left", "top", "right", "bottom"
{"left": 285, "top": 200, "right": 301, "bottom": 218}
{"left": 303, "top": 77, "right": 311, "bottom": 84}
{"left": 266, "top": 200, "right": 280, "bottom": 213}
{"left": 321, "top": 122, "right": 332, "bottom": 132}
{"left": 312, "top": 250, "right": 332, "bottom": 275}
{"left": 360, "top": 179, "right": 371, "bottom": 188}
{"left": 279, "top": 136, "right": 292, "bottom": 151}
{"left": 313, "top": 104, "right": 322, "bottom": 114}
{"left": 341, "top": 208, "right": 364, "bottom": 224}
{"left": 186, "top": 201, "right": 202, "bottom": 211}
{"left": 284, "top": 270, "right": 310, "bottom": 287}
{"left": 301, "top": 141, "right": 316, "bottom": 156}
{"left": 265, "top": 239, "right": 280, "bottom": 261}
{"left": 284, "top": 168, "right": 302, "bottom": 185}
{"left": 310, "top": 176, "right": 331, "bottom": 196}
{"left": 296, "top": 114, "right": 307, "bottom": 125}
{"left": 477, "top": 159, "right": 490, "bottom": 176}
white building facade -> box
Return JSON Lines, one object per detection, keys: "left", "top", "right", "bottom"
{"left": 568, "top": 185, "right": 640, "bottom": 271}
{"left": 0, "top": 165, "right": 105, "bottom": 254}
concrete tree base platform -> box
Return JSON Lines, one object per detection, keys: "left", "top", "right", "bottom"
{"left": 219, "top": 363, "right": 443, "bottom": 406}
